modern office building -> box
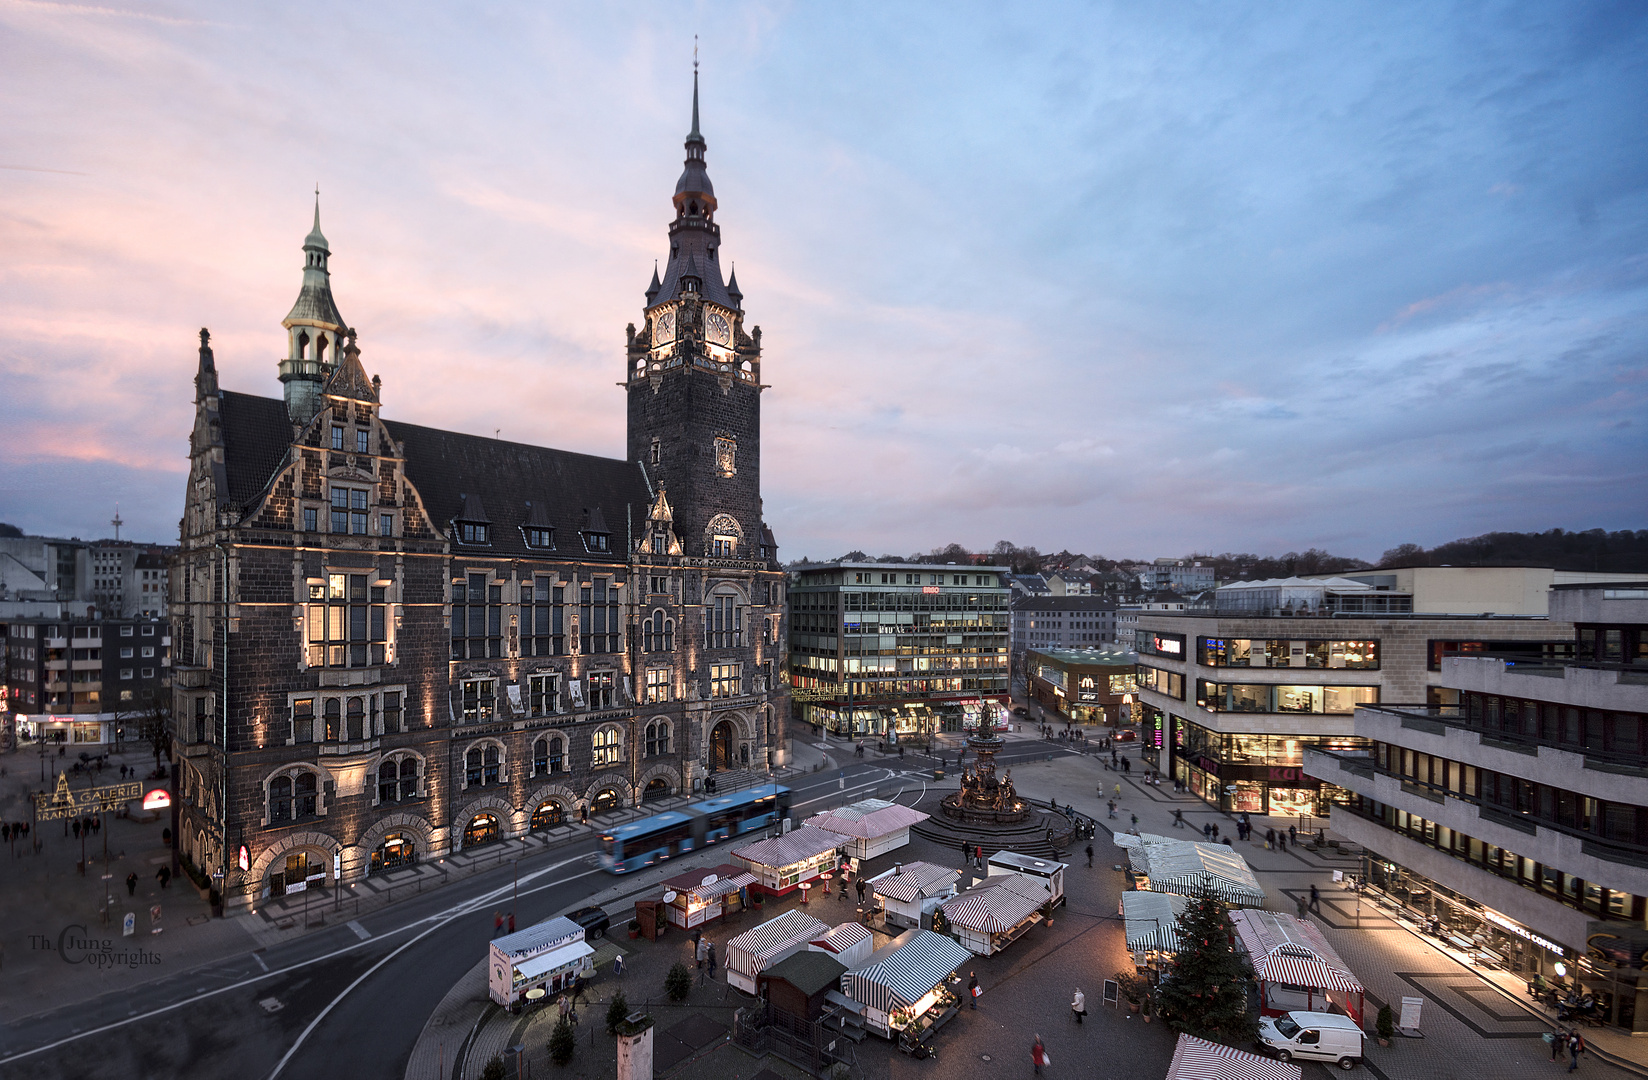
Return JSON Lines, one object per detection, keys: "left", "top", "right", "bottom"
{"left": 788, "top": 562, "right": 1010, "bottom": 737}
{"left": 1304, "top": 583, "right": 1648, "bottom": 1030}
{"left": 1134, "top": 571, "right": 1573, "bottom": 817}
{"left": 1024, "top": 645, "right": 1138, "bottom": 724}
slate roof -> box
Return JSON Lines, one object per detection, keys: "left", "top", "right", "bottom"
{"left": 215, "top": 390, "right": 652, "bottom": 558}
{"left": 382, "top": 418, "right": 649, "bottom": 562}
{"left": 762, "top": 949, "right": 846, "bottom": 998}
{"left": 219, "top": 391, "right": 294, "bottom": 509}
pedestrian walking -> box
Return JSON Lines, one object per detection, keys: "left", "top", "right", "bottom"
{"left": 559, "top": 993, "right": 570, "bottom": 1020}
{"left": 1113, "top": 783, "right": 1121, "bottom": 798}
{"left": 1107, "top": 800, "right": 1117, "bottom": 820}
{"left": 1121, "top": 757, "right": 1130, "bottom": 773}
{"left": 493, "top": 911, "right": 504, "bottom": 938}
{"left": 968, "top": 971, "right": 980, "bottom": 1009}
{"left": 72, "top": 820, "right": 81, "bottom": 840}
{"left": 1309, "top": 884, "right": 1321, "bottom": 913}
{"left": 126, "top": 871, "right": 137, "bottom": 896}
{"left": 1032, "top": 1035, "right": 1048, "bottom": 1075}
{"left": 1288, "top": 825, "right": 1297, "bottom": 846}
{"left": 1550, "top": 1027, "right": 1566, "bottom": 1062}
{"left": 857, "top": 878, "right": 867, "bottom": 902}
{"left": 1130, "top": 813, "right": 1139, "bottom": 829}
{"left": 1072, "top": 988, "right": 1086, "bottom": 1024}
{"left": 1086, "top": 843, "right": 1094, "bottom": 868}
{"left": 696, "top": 937, "right": 708, "bottom": 969}
{"left": 1265, "top": 828, "right": 1275, "bottom": 849}
{"left": 707, "top": 941, "right": 717, "bottom": 975}
{"left": 1569, "top": 1030, "right": 1585, "bottom": 1072}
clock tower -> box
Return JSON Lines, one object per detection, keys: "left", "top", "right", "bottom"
{"left": 626, "top": 72, "right": 768, "bottom": 563}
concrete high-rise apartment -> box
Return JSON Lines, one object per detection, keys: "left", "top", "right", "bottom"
{"left": 1304, "top": 583, "right": 1648, "bottom": 1031}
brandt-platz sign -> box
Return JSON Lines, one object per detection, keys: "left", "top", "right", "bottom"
{"left": 33, "top": 774, "right": 144, "bottom": 821}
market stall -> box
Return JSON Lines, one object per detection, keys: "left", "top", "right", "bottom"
{"left": 1165, "top": 1034, "right": 1300, "bottom": 1080}
{"left": 1115, "top": 834, "right": 1266, "bottom": 908}
{"left": 758, "top": 950, "right": 848, "bottom": 1021}
{"left": 986, "top": 851, "right": 1067, "bottom": 908}
{"left": 809, "top": 921, "right": 875, "bottom": 968}
{"left": 486, "top": 915, "right": 592, "bottom": 1006}
{"left": 1121, "top": 890, "right": 1188, "bottom": 969}
{"left": 1230, "top": 908, "right": 1365, "bottom": 1025}
{"left": 732, "top": 826, "right": 843, "bottom": 896}
{"left": 660, "top": 864, "right": 758, "bottom": 929}
{"left": 805, "top": 798, "right": 931, "bottom": 860}
{"left": 726, "top": 909, "right": 829, "bottom": 995}
{"left": 940, "top": 873, "right": 1047, "bottom": 955}
{"left": 841, "top": 929, "right": 973, "bottom": 1048}
{"left": 867, "top": 861, "right": 961, "bottom": 930}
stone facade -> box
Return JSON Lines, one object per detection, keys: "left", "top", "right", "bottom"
{"left": 171, "top": 86, "right": 789, "bottom": 912}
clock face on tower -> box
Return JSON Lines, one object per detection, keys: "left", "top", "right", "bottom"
{"left": 656, "top": 309, "right": 675, "bottom": 342}
{"left": 706, "top": 311, "right": 731, "bottom": 346}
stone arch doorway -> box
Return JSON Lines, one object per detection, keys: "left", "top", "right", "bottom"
{"left": 591, "top": 788, "right": 624, "bottom": 814}
{"left": 369, "top": 833, "right": 416, "bottom": 875}
{"left": 710, "top": 719, "right": 736, "bottom": 771}
{"left": 643, "top": 777, "right": 671, "bottom": 803}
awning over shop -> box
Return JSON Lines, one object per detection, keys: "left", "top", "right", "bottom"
{"left": 1166, "top": 1034, "right": 1301, "bottom": 1080}
{"left": 728, "top": 910, "right": 831, "bottom": 966}
{"left": 1230, "top": 909, "right": 1363, "bottom": 994}
{"left": 868, "top": 862, "right": 960, "bottom": 904}
{"left": 1122, "top": 890, "right": 1188, "bottom": 955}
{"left": 514, "top": 940, "right": 594, "bottom": 982}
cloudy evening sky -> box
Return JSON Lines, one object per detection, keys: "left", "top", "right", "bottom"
{"left": 2, "top": 1, "right": 1645, "bottom": 562}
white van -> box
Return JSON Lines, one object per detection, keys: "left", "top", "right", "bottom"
{"left": 1257, "top": 1011, "right": 1365, "bottom": 1070}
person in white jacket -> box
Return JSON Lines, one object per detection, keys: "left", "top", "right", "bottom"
{"left": 1072, "top": 987, "right": 1086, "bottom": 1024}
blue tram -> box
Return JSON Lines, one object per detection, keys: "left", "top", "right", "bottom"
{"left": 598, "top": 785, "right": 792, "bottom": 873}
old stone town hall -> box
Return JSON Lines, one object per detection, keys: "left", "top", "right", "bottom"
{"left": 172, "top": 78, "right": 789, "bottom": 910}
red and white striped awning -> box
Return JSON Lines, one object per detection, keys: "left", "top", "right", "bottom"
{"left": 1229, "top": 909, "right": 1363, "bottom": 993}
{"left": 1166, "top": 1034, "right": 1300, "bottom": 1080}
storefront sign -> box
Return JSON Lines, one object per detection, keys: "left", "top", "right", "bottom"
{"left": 1481, "top": 909, "right": 1564, "bottom": 956}
{"left": 1152, "top": 635, "right": 1182, "bottom": 656}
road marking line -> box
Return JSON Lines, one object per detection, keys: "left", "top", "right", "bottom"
{"left": 346, "top": 920, "right": 371, "bottom": 941}
{"left": 253, "top": 953, "right": 269, "bottom": 972}
{"left": 0, "top": 850, "right": 595, "bottom": 1067}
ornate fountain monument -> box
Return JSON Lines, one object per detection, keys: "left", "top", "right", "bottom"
{"left": 941, "top": 710, "right": 1032, "bottom": 825}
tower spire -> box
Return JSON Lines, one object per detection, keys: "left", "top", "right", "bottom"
{"left": 689, "top": 38, "right": 702, "bottom": 145}
{"left": 280, "top": 194, "right": 347, "bottom": 424}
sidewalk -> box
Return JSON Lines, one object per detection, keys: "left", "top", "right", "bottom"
{"left": 1007, "top": 748, "right": 1648, "bottom": 1079}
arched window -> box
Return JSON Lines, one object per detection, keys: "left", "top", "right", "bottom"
{"left": 324, "top": 698, "right": 341, "bottom": 741}
{"left": 644, "top": 612, "right": 675, "bottom": 652}
{"left": 346, "top": 697, "right": 365, "bottom": 741}
{"left": 466, "top": 746, "right": 483, "bottom": 787}
{"left": 534, "top": 737, "right": 548, "bottom": 776}
{"left": 546, "top": 735, "right": 564, "bottom": 773}
{"left": 466, "top": 743, "right": 501, "bottom": 786}
{"left": 315, "top": 334, "right": 328, "bottom": 364}
{"left": 297, "top": 331, "right": 309, "bottom": 360}
{"left": 646, "top": 721, "right": 670, "bottom": 757}
{"left": 484, "top": 745, "right": 500, "bottom": 784}
{"left": 531, "top": 801, "right": 564, "bottom": 831}
{"left": 378, "top": 761, "right": 398, "bottom": 803}
{"left": 399, "top": 757, "right": 418, "bottom": 800}
{"left": 705, "top": 591, "right": 742, "bottom": 648}
{"left": 592, "top": 726, "right": 622, "bottom": 768}
{"left": 270, "top": 775, "right": 292, "bottom": 822}
{"left": 294, "top": 771, "right": 318, "bottom": 817}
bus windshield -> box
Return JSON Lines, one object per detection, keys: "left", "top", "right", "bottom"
{"left": 600, "top": 834, "right": 616, "bottom": 856}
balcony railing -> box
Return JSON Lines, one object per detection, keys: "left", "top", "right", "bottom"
{"left": 1360, "top": 704, "right": 1648, "bottom": 775}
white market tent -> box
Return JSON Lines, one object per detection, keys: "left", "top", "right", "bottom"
{"left": 1115, "top": 834, "right": 1265, "bottom": 908}
{"left": 868, "top": 861, "right": 962, "bottom": 929}
{"left": 1166, "top": 1034, "right": 1301, "bottom": 1080}
{"left": 733, "top": 826, "right": 843, "bottom": 894}
{"left": 725, "top": 909, "right": 829, "bottom": 994}
{"left": 1230, "top": 908, "right": 1365, "bottom": 1026}
{"left": 805, "top": 798, "right": 931, "bottom": 860}
{"left": 941, "top": 873, "right": 1047, "bottom": 955}
{"left": 1122, "top": 889, "right": 1189, "bottom": 964}
{"left": 841, "top": 929, "right": 974, "bottom": 1038}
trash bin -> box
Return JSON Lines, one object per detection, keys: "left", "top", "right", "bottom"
{"left": 933, "top": 769, "right": 945, "bottom": 781}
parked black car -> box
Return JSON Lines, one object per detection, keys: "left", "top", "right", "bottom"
{"left": 569, "top": 905, "right": 610, "bottom": 939}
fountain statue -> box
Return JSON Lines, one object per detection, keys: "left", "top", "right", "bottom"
{"left": 941, "top": 706, "right": 1031, "bottom": 825}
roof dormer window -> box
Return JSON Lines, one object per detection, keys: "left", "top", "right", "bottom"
{"left": 524, "top": 527, "right": 553, "bottom": 549}
{"left": 458, "top": 522, "right": 489, "bottom": 545}
{"left": 585, "top": 532, "right": 610, "bottom": 553}
{"left": 683, "top": 277, "right": 700, "bottom": 295}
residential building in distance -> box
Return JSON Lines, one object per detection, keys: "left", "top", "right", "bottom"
{"left": 788, "top": 562, "right": 1010, "bottom": 737}
{"left": 1139, "top": 558, "right": 1216, "bottom": 595}
{"left": 1012, "top": 595, "right": 1118, "bottom": 654}
{"left": 90, "top": 542, "right": 175, "bottom": 618}
{"left": 1304, "top": 583, "right": 1648, "bottom": 1030}
{"left": 0, "top": 533, "right": 174, "bottom": 620}
{"left": 2, "top": 614, "right": 171, "bottom": 749}
{"left": 1131, "top": 568, "right": 1610, "bottom": 817}
{"left": 169, "top": 79, "right": 788, "bottom": 910}
{"left": 1025, "top": 645, "right": 1138, "bottom": 724}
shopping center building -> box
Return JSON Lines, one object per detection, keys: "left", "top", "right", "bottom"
{"left": 787, "top": 562, "right": 1010, "bottom": 738}
{"left": 1024, "top": 645, "right": 1137, "bottom": 724}
{"left": 1134, "top": 571, "right": 1576, "bottom": 817}
{"left": 1304, "top": 583, "right": 1648, "bottom": 1030}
